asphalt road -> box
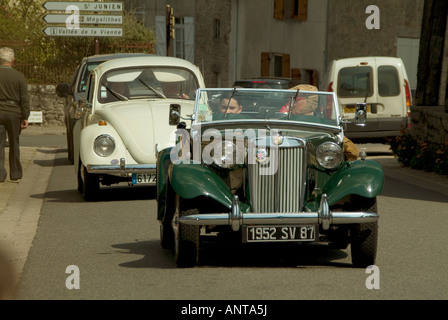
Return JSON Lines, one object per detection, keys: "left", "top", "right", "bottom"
{"left": 13, "top": 137, "right": 448, "bottom": 301}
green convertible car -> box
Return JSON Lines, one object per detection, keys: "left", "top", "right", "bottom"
{"left": 157, "top": 87, "right": 383, "bottom": 268}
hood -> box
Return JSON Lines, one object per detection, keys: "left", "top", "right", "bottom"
{"left": 95, "top": 100, "right": 194, "bottom": 163}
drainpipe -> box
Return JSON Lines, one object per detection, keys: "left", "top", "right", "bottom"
{"left": 232, "top": 0, "right": 239, "bottom": 85}
{"left": 322, "top": 0, "right": 330, "bottom": 89}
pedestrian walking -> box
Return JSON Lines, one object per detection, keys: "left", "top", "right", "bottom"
{"left": 0, "top": 47, "right": 30, "bottom": 183}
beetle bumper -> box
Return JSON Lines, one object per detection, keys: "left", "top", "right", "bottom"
{"left": 179, "top": 194, "right": 379, "bottom": 231}
{"left": 87, "top": 158, "right": 156, "bottom": 177}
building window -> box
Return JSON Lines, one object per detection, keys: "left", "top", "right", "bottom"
{"left": 291, "top": 0, "right": 308, "bottom": 21}
{"left": 155, "top": 16, "right": 195, "bottom": 63}
{"left": 174, "top": 17, "right": 185, "bottom": 59}
{"left": 261, "top": 52, "right": 290, "bottom": 77}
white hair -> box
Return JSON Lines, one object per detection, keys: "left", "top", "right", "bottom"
{"left": 0, "top": 47, "right": 14, "bottom": 64}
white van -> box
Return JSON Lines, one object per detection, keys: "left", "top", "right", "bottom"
{"left": 322, "top": 56, "right": 412, "bottom": 141}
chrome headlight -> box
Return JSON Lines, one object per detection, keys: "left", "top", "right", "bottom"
{"left": 316, "top": 142, "right": 343, "bottom": 169}
{"left": 211, "top": 141, "right": 243, "bottom": 169}
{"left": 94, "top": 135, "right": 115, "bottom": 157}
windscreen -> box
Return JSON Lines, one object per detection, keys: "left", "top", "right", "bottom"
{"left": 194, "top": 88, "right": 339, "bottom": 127}
{"left": 98, "top": 66, "right": 199, "bottom": 103}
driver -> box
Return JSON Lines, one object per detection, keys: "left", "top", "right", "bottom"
{"left": 162, "top": 81, "right": 189, "bottom": 99}
{"left": 219, "top": 96, "right": 242, "bottom": 114}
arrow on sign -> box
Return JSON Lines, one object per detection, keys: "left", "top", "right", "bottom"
{"left": 42, "top": 1, "right": 123, "bottom": 12}
{"left": 43, "top": 14, "right": 123, "bottom": 25}
{"left": 42, "top": 26, "right": 123, "bottom": 37}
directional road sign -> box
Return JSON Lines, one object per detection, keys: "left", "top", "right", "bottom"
{"left": 42, "top": 1, "right": 123, "bottom": 12}
{"left": 43, "top": 14, "right": 123, "bottom": 25}
{"left": 42, "top": 26, "right": 123, "bottom": 37}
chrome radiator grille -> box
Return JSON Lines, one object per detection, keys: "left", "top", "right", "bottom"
{"left": 249, "top": 140, "right": 306, "bottom": 213}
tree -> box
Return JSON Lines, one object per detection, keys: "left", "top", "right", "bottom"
{"left": 415, "top": 0, "right": 448, "bottom": 108}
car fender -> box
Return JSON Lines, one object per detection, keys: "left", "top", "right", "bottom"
{"left": 323, "top": 159, "right": 384, "bottom": 205}
{"left": 157, "top": 147, "right": 174, "bottom": 221}
{"left": 169, "top": 162, "right": 235, "bottom": 210}
{"left": 79, "top": 123, "right": 128, "bottom": 167}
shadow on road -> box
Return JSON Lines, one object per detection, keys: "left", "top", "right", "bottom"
{"left": 31, "top": 185, "right": 157, "bottom": 203}
{"left": 112, "top": 239, "right": 353, "bottom": 269}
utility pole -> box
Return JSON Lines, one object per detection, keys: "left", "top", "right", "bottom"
{"left": 166, "top": 5, "right": 175, "bottom": 56}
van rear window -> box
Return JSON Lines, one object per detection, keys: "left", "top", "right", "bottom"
{"left": 337, "top": 67, "right": 372, "bottom": 98}
{"left": 378, "top": 66, "right": 400, "bottom": 96}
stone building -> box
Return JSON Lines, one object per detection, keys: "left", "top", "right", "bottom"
{"left": 124, "top": 0, "right": 425, "bottom": 89}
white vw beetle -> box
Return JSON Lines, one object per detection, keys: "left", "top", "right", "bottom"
{"left": 73, "top": 56, "right": 205, "bottom": 201}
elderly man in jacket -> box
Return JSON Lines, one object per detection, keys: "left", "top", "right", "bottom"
{"left": 0, "top": 47, "right": 30, "bottom": 183}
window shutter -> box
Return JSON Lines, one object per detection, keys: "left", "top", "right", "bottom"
{"left": 274, "top": 0, "right": 284, "bottom": 20}
{"left": 298, "top": 0, "right": 308, "bottom": 21}
{"left": 155, "top": 15, "right": 166, "bottom": 56}
{"left": 261, "top": 52, "right": 270, "bottom": 77}
{"left": 282, "top": 54, "right": 290, "bottom": 77}
{"left": 184, "top": 17, "right": 195, "bottom": 63}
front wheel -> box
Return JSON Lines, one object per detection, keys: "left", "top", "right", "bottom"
{"left": 172, "top": 195, "right": 200, "bottom": 268}
{"left": 350, "top": 196, "right": 378, "bottom": 268}
{"left": 82, "top": 165, "right": 99, "bottom": 202}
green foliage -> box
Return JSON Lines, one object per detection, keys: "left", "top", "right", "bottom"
{"left": 390, "top": 129, "right": 448, "bottom": 175}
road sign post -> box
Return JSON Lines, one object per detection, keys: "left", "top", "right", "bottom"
{"left": 42, "top": 1, "right": 124, "bottom": 54}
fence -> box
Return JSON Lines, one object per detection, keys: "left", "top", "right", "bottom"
{"left": 1, "top": 40, "right": 155, "bottom": 85}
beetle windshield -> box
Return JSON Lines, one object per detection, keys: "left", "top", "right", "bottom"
{"left": 194, "top": 88, "right": 339, "bottom": 127}
{"left": 98, "top": 66, "right": 199, "bottom": 103}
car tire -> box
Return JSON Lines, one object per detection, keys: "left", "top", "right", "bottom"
{"left": 82, "top": 165, "right": 99, "bottom": 202}
{"left": 67, "top": 127, "right": 74, "bottom": 164}
{"left": 77, "top": 161, "right": 83, "bottom": 194}
{"left": 160, "top": 181, "right": 175, "bottom": 249}
{"left": 173, "top": 195, "right": 200, "bottom": 268}
{"left": 350, "top": 196, "right": 378, "bottom": 268}
{"left": 160, "top": 218, "right": 174, "bottom": 249}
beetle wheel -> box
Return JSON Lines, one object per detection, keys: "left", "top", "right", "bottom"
{"left": 172, "top": 195, "right": 200, "bottom": 268}
{"left": 350, "top": 196, "right": 378, "bottom": 268}
{"left": 82, "top": 165, "right": 99, "bottom": 202}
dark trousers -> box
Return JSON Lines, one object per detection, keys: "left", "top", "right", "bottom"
{"left": 0, "top": 114, "right": 22, "bottom": 181}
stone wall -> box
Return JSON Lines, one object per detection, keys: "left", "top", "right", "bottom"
{"left": 410, "top": 106, "right": 448, "bottom": 145}
{"left": 28, "top": 85, "right": 65, "bottom": 126}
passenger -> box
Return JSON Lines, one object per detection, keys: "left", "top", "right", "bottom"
{"left": 281, "top": 84, "right": 318, "bottom": 115}
{"left": 219, "top": 96, "right": 242, "bottom": 114}
{"left": 285, "top": 84, "right": 360, "bottom": 160}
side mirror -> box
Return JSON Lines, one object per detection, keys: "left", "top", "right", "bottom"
{"left": 169, "top": 104, "right": 181, "bottom": 126}
{"left": 56, "top": 83, "right": 71, "bottom": 98}
{"left": 354, "top": 103, "right": 367, "bottom": 126}
{"left": 79, "top": 100, "right": 92, "bottom": 111}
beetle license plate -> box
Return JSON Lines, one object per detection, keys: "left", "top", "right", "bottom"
{"left": 132, "top": 173, "right": 156, "bottom": 184}
{"left": 244, "top": 225, "right": 316, "bottom": 242}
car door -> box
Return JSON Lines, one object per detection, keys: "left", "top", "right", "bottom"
{"left": 336, "top": 61, "right": 379, "bottom": 133}
{"left": 375, "top": 58, "right": 407, "bottom": 132}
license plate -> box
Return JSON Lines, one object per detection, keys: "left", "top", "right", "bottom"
{"left": 344, "top": 104, "right": 371, "bottom": 113}
{"left": 244, "top": 225, "right": 316, "bottom": 242}
{"left": 132, "top": 173, "right": 156, "bottom": 184}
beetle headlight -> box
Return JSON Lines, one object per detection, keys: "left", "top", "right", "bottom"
{"left": 316, "top": 142, "right": 343, "bottom": 169}
{"left": 94, "top": 135, "right": 115, "bottom": 157}
{"left": 211, "top": 141, "right": 243, "bottom": 169}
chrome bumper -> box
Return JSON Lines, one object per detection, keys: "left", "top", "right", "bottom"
{"left": 86, "top": 158, "right": 156, "bottom": 176}
{"left": 179, "top": 194, "right": 379, "bottom": 231}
